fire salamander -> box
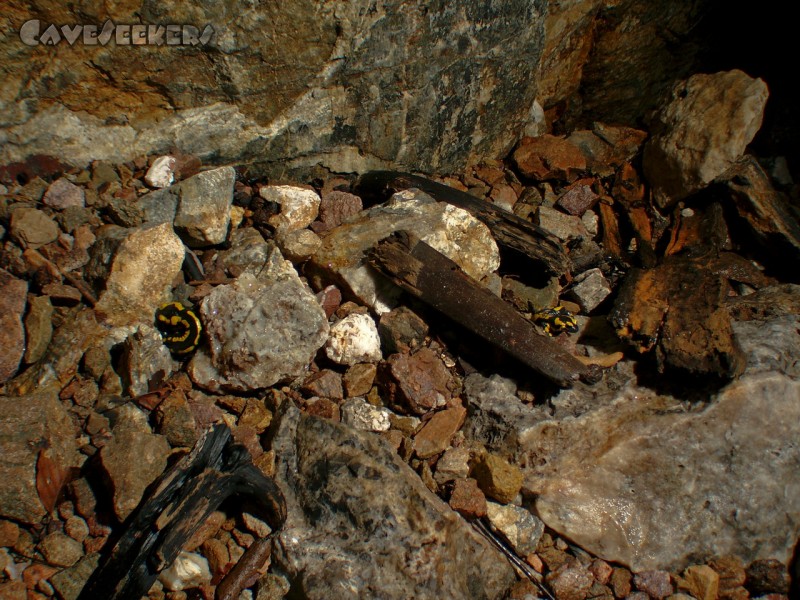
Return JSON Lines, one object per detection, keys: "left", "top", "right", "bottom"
{"left": 531, "top": 305, "right": 579, "bottom": 336}
{"left": 155, "top": 301, "right": 203, "bottom": 355}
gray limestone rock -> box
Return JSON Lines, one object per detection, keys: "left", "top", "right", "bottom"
{"left": 270, "top": 404, "right": 515, "bottom": 599}
{"left": 644, "top": 70, "right": 769, "bottom": 208}
{"left": 0, "top": 392, "right": 81, "bottom": 524}
{"left": 1, "top": 2, "right": 545, "bottom": 176}
{"left": 188, "top": 250, "right": 329, "bottom": 392}
{"left": 120, "top": 324, "right": 180, "bottom": 397}
{"left": 172, "top": 167, "right": 235, "bottom": 247}
{"left": 465, "top": 316, "right": 800, "bottom": 572}
{"left": 309, "top": 189, "right": 499, "bottom": 313}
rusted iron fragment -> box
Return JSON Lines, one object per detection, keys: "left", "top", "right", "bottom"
{"left": 355, "top": 171, "right": 570, "bottom": 277}
{"left": 611, "top": 253, "right": 769, "bottom": 378}
{"left": 368, "top": 231, "right": 596, "bottom": 387}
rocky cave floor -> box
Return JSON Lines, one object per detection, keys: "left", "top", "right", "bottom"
{"left": 2, "top": 92, "right": 800, "bottom": 600}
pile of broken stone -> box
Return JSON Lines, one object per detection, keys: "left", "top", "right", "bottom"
{"left": 1, "top": 69, "right": 798, "bottom": 599}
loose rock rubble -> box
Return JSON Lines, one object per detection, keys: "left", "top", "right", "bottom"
{"left": 0, "top": 67, "right": 798, "bottom": 600}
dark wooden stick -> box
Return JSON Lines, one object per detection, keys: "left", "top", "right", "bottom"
{"left": 78, "top": 424, "right": 286, "bottom": 600}
{"left": 368, "top": 231, "right": 596, "bottom": 387}
{"left": 354, "top": 171, "right": 570, "bottom": 277}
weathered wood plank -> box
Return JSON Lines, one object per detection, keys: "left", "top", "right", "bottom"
{"left": 368, "top": 231, "right": 596, "bottom": 387}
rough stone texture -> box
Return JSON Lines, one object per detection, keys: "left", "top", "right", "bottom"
{"left": 99, "top": 404, "right": 170, "bottom": 521}
{"left": 43, "top": 177, "right": 85, "bottom": 209}
{"left": 448, "top": 477, "right": 487, "bottom": 519}
{"left": 633, "top": 570, "right": 674, "bottom": 599}
{"left": 171, "top": 167, "right": 236, "bottom": 247}
{"left": 343, "top": 363, "right": 377, "bottom": 398}
{"left": 413, "top": 406, "right": 467, "bottom": 459}
{"left": 382, "top": 348, "right": 455, "bottom": 415}
{"left": 0, "top": 392, "right": 81, "bottom": 525}
{"left": 301, "top": 369, "right": 344, "bottom": 400}
{"left": 676, "top": 564, "right": 719, "bottom": 600}
{"left": 188, "top": 256, "right": 329, "bottom": 392}
{"left": 567, "top": 126, "right": 648, "bottom": 177}
{"left": 155, "top": 392, "right": 199, "bottom": 448}
{"left": 23, "top": 294, "right": 53, "bottom": 364}
{"left": 158, "top": 551, "right": 212, "bottom": 592}
{"left": 378, "top": 306, "right": 429, "bottom": 354}
{"left": 270, "top": 404, "right": 515, "bottom": 599}
{"left": 545, "top": 564, "right": 595, "bottom": 600}
{"left": 261, "top": 185, "right": 320, "bottom": 233}
{"left": 121, "top": 324, "right": 179, "bottom": 397}
{"left": 313, "top": 191, "right": 363, "bottom": 234}
{"left": 470, "top": 451, "right": 524, "bottom": 505}
{"left": 537, "top": 205, "right": 590, "bottom": 242}
{"left": 308, "top": 190, "right": 499, "bottom": 313}
{"left": 145, "top": 156, "right": 176, "bottom": 189}
{"left": 475, "top": 316, "right": 800, "bottom": 572}
{"left": 9, "top": 207, "right": 59, "bottom": 249}
{"left": 49, "top": 553, "right": 99, "bottom": 600}
{"left": 1, "top": 3, "right": 545, "bottom": 176}
{"left": 434, "top": 446, "right": 472, "bottom": 485}
{"left": 513, "top": 135, "right": 586, "bottom": 182}
{"left": 744, "top": 558, "right": 790, "bottom": 596}
{"left": 485, "top": 501, "right": 545, "bottom": 557}
{"left": 340, "top": 397, "right": 392, "bottom": 432}
{"left": 275, "top": 228, "right": 322, "bottom": 263}
{"left": 38, "top": 532, "right": 83, "bottom": 568}
{"left": 569, "top": 267, "right": 611, "bottom": 312}
{"left": 325, "top": 313, "right": 382, "bottom": 366}
{"left": 0, "top": 269, "right": 28, "bottom": 382}
{"left": 94, "top": 222, "right": 185, "bottom": 328}
{"left": 644, "top": 70, "right": 769, "bottom": 207}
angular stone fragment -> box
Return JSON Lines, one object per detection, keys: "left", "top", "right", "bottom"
{"left": 38, "top": 532, "right": 83, "bottom": 567}
{"left": 644, "top": 70, "right": 768, "bottom": 207}
{"left": 0, "top": 269, "right": 28, "bottom": 382}
{"left": 556, "top": 179, "right": 599, "bottom": 216}
{"left": 470, "top": 451, "right": 524, "bottom": 505}
{"left": 381, "top": 348, "right": 455, "bottom": 415}
{"left": 276, "top": 228, "right": 322, "bottom": 262}
{"left": 513, "top": 135, "right": 586, "bottom": 182}
{"left": 173, "top": 166, "right": 236, "bottom": 247}
{"left": 325, "top": 313, "right": 382, "bottom": 366}
{"left": 120, "top": 324, "right": 179, "bottom": 397}
{"left": 145, "top": 155, "right": 176, "bottom": 189}
{"left": 448, "top": 478, "right": 487, "bottom": 519}
{"left": 745, "top": 558, "right": 790, "bottom": 596}
{"left": 94, "top": 222, "right": 185, "bottom": 328}
{"left": 537, "top": 205, "right": 590, "bottom": 242}
{"left": 313, "top": 190, "right": 363, "bottom": 233}
{"left": 485, "top": 501, "right": 544, "bottom": 556}
{"left": 43, "top": 177, "right": 85, "bottom": 209}
{"left": 676, "top": 564, "right": 719, "bottom": 600}
{"left": 633, "top": 570, "right": 673, "bottom": 599}
{"left": 413, "top": 406, "right": 466, "bottom": 459}
{"left": 23, "top": 295, "right": 52, "bottom": 366}
{"left": 545, "top": 563, "right": 594, "bottom": 600}
{"left": 270, "top": 404, "right": 515, "bottom": 599}
{"left": 9, "top": 207, "right": 60, "bottom": 249}
{"left": 569, "top": 267, "right": 611, "bottom": 313}
{"left": 0, "top": 393, "right": 81, "bottom": 524}
{"left": 340, "top": 397, "right": 391, "bottom": 432}
{"left": 188, "top": 257, "right": 329, "bottom": 392}
{"left": 378, "top": 306, "right": 429, "bottom": 354}
{"left": 261, "top": 185, "right": 320, "bottom": 233}
{"left": 49, "top": 553, "right": 99, "bottom": 600}
{"left": 308, "top": 189, "right": 499, "bottom": 313}
{"left": 433, "top": 446, "right": 472, "bottom": 485}
{"left": 343, "top": 363, "right": 377, "bottom": 398}
{"left": 301, "top": 369, "right": 344, "bottom": 400}
{"left": 99, "top": 405, "right": 170, "bottom": 521}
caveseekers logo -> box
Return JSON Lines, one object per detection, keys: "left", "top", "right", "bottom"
{"left": 19, "top": 19, "right": 214, "bottom": 46}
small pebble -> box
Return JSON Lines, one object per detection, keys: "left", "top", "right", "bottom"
{"left": 145, "top": 155, "right": 177, "bottom": 189}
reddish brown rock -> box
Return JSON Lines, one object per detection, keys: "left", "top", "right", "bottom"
{"left": 745, "top": 558, "right": 790, "bottom": 596}
{"left": 301, "top": 369, "right": 344, "bottom": 400}
{"left": 610, "top": 567, "right": 633, "bottom": 598}
{"left": 448, "top": 478, "right": 487, "bottom": 519}
{"left": 633, "top": 570, "right": 673, "bottom": 599}
{"left": 556, "top": 178, "right": 599, "bottom": 216}
{"left": 0, "top": 269, "right": 28, "bottom": 383}
{"left": 316, "top": 285, "right": 342, "bottom": 319}
{"left": 312, "top": 190, "right": 363, "bottom": 233}
{"left": 709, "top": 555, "right": 747, "bottom": 599}
{"left": 0, "top": 520, "right": 20, "bottom": 547}
{"left": 512, "top": 135, "right": 586, "bottom": 182}
{"left": 412, "top": 406, "right": 467, "bottom": 459}
{"left": 381, "top": 348, "right": 455, "bottom": 415}
{"left": 545, "top": 563, "right": 594, "bottom": 600}
{"left": 378, "top": 306, "right": 429, "bottom": 354}
{"left": 589, "top": 559, "right": 613, "bottom": 586}
{"left": 343, "top": 363, "right": 377, "bottom": 398}
{"left": 303, "top": 397, "right": 340, "bottom": 422}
